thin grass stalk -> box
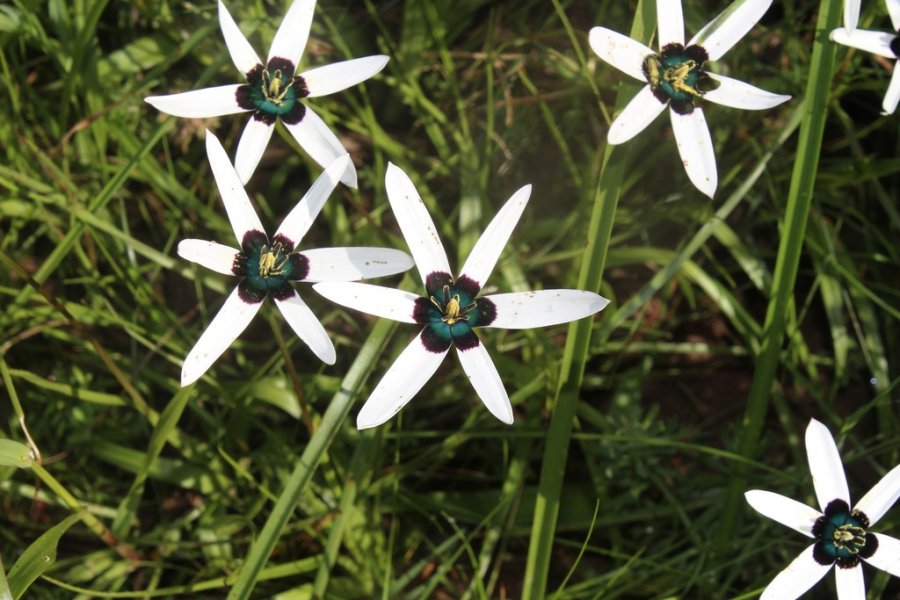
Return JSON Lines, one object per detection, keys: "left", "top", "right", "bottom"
{"left": 522, "top": 1, "right": 655, "bottom": 596}
{"left": 226, "top": 317, "right": 398, "bottom": 599}
{"left": 717, "top": 0, "right": 842, "bottom": 545}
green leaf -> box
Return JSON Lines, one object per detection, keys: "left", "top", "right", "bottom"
{"left": 0, "top": 555, "right": 13, "bottom": 600}
{"left": 7, "top": 512, "right": 81, "bottom": 599}
{"left": 0, "top": 439, "right": 33, "bottom": 469}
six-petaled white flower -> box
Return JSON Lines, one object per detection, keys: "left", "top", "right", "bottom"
{"left": 177, "top": 132, "right": 412, "bottom": 386}
{"left": 745, "top": 419, "right": 900, "bottom": 599}
{"left": 831, "top": 0, "right": 900, "bottom": 115}
{"left": 588, "top": 0, "right": 791, "bottom": 198}
{"left": 146, "top": 0, "right": 388, "bottom": 186}
{"left": 313, "top": 163, "right": 610, "bottom": 429}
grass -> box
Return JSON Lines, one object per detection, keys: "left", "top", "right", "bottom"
{"left": 1, "top": 0, "right": 898, "bottom": 598}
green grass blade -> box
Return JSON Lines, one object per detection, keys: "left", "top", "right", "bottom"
{"left": 7, "top": 512, "right": 81, "bottom": 599}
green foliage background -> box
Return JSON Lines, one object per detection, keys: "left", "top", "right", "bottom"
{"left": 0, "top": 0, "right": 897, "bottom": 597}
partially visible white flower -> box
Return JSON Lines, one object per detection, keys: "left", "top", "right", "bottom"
{"left": 588, "top": 0, "right": 790, "bottom": 198}
{"left": 831, "top": 0, "right": 900, "bottom": 115}
{"left": 146, "top": 0, "right": 388, "bottom": 186}
{"left": 745, "top": 419, "right": 900, "bottom": 599}
{"left": 178, "top": 132, "right": 412, "bottom": 386}
{"left": 314, "top": 164, "right": 609, "bottom": 429}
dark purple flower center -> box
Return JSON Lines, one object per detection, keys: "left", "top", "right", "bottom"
{"left": 811, "top": 499, "right": 878, "bottom": 569}
{"left": 236, "top": 57, "right": 309, "bottom": 125}
{"left": 642, "top": 43, "right": 718, "bottom": 115}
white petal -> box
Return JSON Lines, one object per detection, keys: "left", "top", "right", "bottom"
{"left": 145, "top": 85, "right": 246, "bottom": 119}
{"left": 854, "top": 464, "right": 900, "bottom": 526}
{"left": 835, "top": 566, "right": 866, "bottom": 600}
{"left": 234, "top": 117, "right": 275, "bottom": 185}
{"left": 356, "top": 332, "right": 449, "bottom": 429}
{"left": 273, "top": 287, "right": 335, "bottom": 365}
{"left": 300, "top": 247, "right": 414, "bottom": 282}
{"left": 829, "top": 28, "right": 897, "bottom": 59}
{"left": 274, "top": 154, "right": 350, "bottom": 246}
{"left": 206, "top": 131, "right": 265, "bottom": 243}
{"left": 657, "top": 0, "right": 685, "bottom": 46}
{"left": 177, "top": 239, "right": 239, "bottom": 275}
{"left": 312, "top": 281, "right": 419, "bottom": 324}
{"left": 690, "top": 0, "right": 773, "bottom": 61}
{"left": 759, "top": 545, "right": 832, "bottom": 600}
{"left": 805, "top": 418, "right": 851, "bottom": 510}
{"left": 607, "top": 85, "right": 667, "bottom": 144}
{"left": 703, "top": 73, "right": 791, "bottom": 110}
{"left": 889, "top": 0, "right": 900, "bottom": 32}
{"left": 482, "top": 290, "right": 610, "bottom": 330}
{"left": 843, "top": 0, "right": 860, "bottom": 32}
{"left": 459, "top": 185, "right": 531, "bottom": 288}
{"left": 670, "top": 107, "right": 717, "bottom": 198}
{"left": 862, "top": 533, "right": 900, "bottom": 577}
{"left": 384, "top": 162, "right": 452, "bottom": 286}
{"left": 744, "top": 490, "right": 820, "bottom": 538}
{"left": 268, "top": 0, "right": 316, "bottom": 66}
{"left": 456, "top": 343, "right": 513, "bottom": 424}
{"left": 587, "top": 27, "right": 654, "bottom": 81}
{"left": 881, "top": 67, "right": 900, "bottom": 116}
{"left": 218, "top": 0, "right": 261, "bottom": 75}
{"left": 302, "top": 55, "right": 390, "bottom": 97}
{"left": 283, "top": 105, "right": 357, "bottom": 188}
{"left": 181, "top": 285, "right": 262, "bottom": 386}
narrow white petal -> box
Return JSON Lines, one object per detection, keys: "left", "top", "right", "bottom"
{"left": 587, "top": 27, "right": 654, "bottom": 81}
{"left": 690, "top": 0, "right": 773, "bottom": 61}
{"left": 145, "top": 85, "right": 246, "bottom": 119}
{"left": 456, "top": 343, "right": 513, "bottom": 424}
{"left": 177, "top": 239, "right": 239, "bottom": 275}
{"left": 862, "top": 533, "right": 900, "bottom": 577}
{"left": 268, "top": 0, "right": 316, "bottom": 66}
{"left": 843, "top": 0, "right": 860, "bottom": 32}
{"left": 657, "top": 0, "right": 685, "bottom": 46}
{"left": 482, "top": 290, "right": 610, "bottom": 330}
{"left": 835, "top": 566, "right": 866, "bottom": 600}
{"left": 206, "top": 131, "right": 265, "bottom": 243}
{"left": 312, "top": 281, "right": 419, "bottom": 324}
{"left": 889, "top": 0, "right": 900, "bottom": 32}
{"left": 670, "top": 107, "right": 717, "bottom": 198}
{"left": 881, "top": 67, "right": 900, "bottom": 116}
{"left": 854, "top": 464, "right": 900, "bottom": 526}
{"left": 703, "top": 73, "right": 791, "bottom": 110}
{"left": 274, "top": 154, "right": 350, "bottom": 246}
{"left": 459, "top": 185, "right": 531, "bottom": 288}
{"left": 234, "top": 117, "right": 275, "bottom": 185}
{"left": 283, "top": 105, "right": 357, "bottom": 188}
{"left": 218, "top": 0, "right": 261, "bottom": 74}
{"left": 357, "top": 332, "right": 449, "bottom": 429}
{"left": 805, "top": 419, "right": 851, "bottom": 510}
{"left": 273, "top": 287, "right": 335, "bottom": 365}
{"left": 759, "top": 545, "right": 832, "bottom": 600}
{"left": 384, "top": 162, "right": 452, "bottom": 286}
{"left": 607, "top": 85, "right": 667, "bottom": 144}
{"left": 829, "top": 28, "right": 897, "bottom": 59}
{"left": 181, "top": 285, "right": 261, "bottom": 386}
{"left": 302, "top": 56, "right": 390, "bottom": 97}
{"left": 300, "top": 247, "right": 414, "bottom": 282}
{"left": 744, "top": 490, "right": 820, "bottom": 538}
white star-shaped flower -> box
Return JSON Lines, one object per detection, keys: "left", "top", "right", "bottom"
{"left": 146, "top": 0, "right": 389, "bottom": 186}
{"left": 745, "top": 418, "right": 900, "bottom": 599}
{"left": 178, "top": 132, "right": 413, "bottom": 386}
{"left": 588, "top": 0, "right": 791, "bottom": 198}
{"left": 313, "top": 163, "right": 610, "bottom": 429}
{"left": 831, "top": 0, "right": 900, "bottom": 115}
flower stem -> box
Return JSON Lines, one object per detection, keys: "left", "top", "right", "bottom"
{"left": 716, "top": 0, "right": 842, "bottom": 545}
{"left": 521, "top": 1, "right": 655, "bottom": 596}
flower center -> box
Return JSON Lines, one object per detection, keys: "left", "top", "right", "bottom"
{"left": 642, "top": 43, "right": 717, "bottom": 115}
{"left": 413, "top": 273, "right": 497, "bottom": 353}
{"left": 430, "top": 285, "right": 477, "bottom": 326}
{"left": 236, "top": 57, "right": 309, "bottom": 125}
{"left": 233, "top": 231, "right": 309, "bottom": 304}
{"left": 811, "top": 499, "right": 878, "bottom": 568}
{"left": 261, "top": 68, "right": 295, "bottom": 106}
{"left": 257, "top": 241, "right": 289, "bottom": 278}
{"left": 891, "top": 31, "right": 900, "bottom": 58}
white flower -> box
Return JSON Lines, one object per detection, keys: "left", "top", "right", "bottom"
{"left": 745, "top": 419, "right": 900, "bottom": 599}
{"left": 588, "top": 0, "right": 791, "bottom": 198}
{"left": 831, "top": 0, "right": 900, "bottom": 115}
{"left": 178, "top": 132, "right": 413, "bottom": 386}
{"left": 146, "top": 0, "right": 389, "bottom": 186}
{"left": 313, "top": 163, "right": 610, "bottom": 429}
